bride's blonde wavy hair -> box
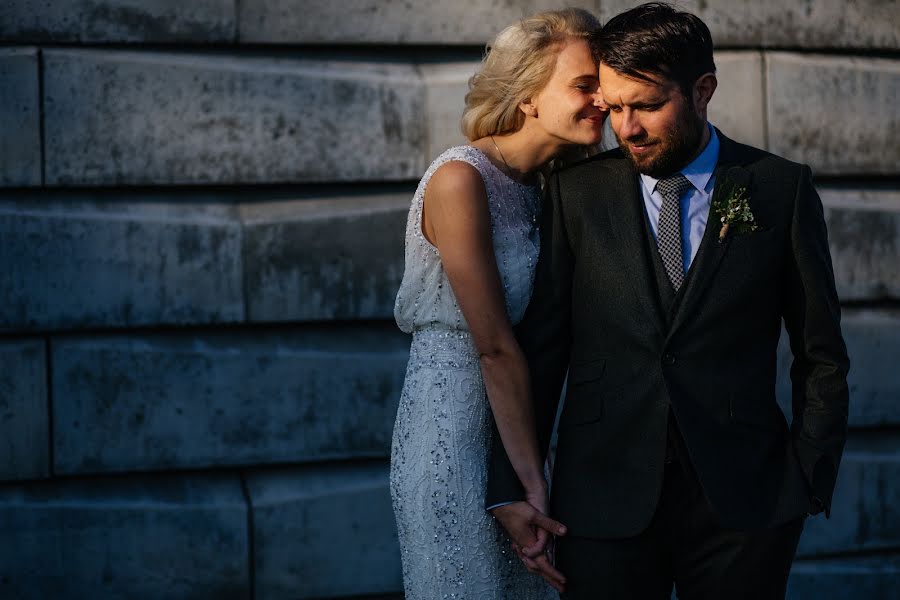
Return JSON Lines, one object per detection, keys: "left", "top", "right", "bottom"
{"left": 461, "top": 8, "right": 601, "bottom": 142}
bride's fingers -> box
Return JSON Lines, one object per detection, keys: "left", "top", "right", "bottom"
{"left": 531, "top": 554, "right": 566, "bottom": 592}
{"left": 518, "top": 542, "right": 566, "bottom": 592}
{"left": 520, "top": 526, "right": 549, "bottom": 558}
{"left": 520, "top": 554, "right": 540, "bottom": 573}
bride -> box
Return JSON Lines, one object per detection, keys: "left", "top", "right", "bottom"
{"left": 390, "top": 8, "right": 606, "bottom": 598}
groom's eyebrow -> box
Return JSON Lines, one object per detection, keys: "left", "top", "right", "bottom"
{"left": 603, "top": 97, "right": 667, "bottom": 110}
{"left": 630, "top": 99, "right": 667, "bottom": 109}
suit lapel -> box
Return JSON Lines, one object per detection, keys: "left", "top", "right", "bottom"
{"left": 603, "top": 159, "right": 667, "bottom": 339}
{"left": 666, "top": 131, "right": 744, "bottom": 340}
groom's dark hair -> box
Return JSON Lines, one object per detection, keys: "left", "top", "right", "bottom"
{"left": 591, "top": 2, "right": 715, "bottom": 99}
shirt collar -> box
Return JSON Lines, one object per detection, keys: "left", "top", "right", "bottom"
{"left": 640, "top": 124, "right": 720, "bottom": 196}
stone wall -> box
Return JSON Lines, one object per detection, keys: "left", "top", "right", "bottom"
{"left": 0, "top": 1, "right": 897, "bottom": 598}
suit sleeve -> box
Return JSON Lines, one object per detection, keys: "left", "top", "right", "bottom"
{"left": 485, "top": 169, "right": 575, "bottom": 508}
{"left": 782, "top": 164, "right": 850, "bottom": 515}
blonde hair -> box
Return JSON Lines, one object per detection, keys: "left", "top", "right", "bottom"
{"left": 461, "top": 8, "right": 601, "bottom": 141}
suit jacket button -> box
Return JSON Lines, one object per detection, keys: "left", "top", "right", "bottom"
{"left": 663, "top": 353, "right": 676, "bottom": 366}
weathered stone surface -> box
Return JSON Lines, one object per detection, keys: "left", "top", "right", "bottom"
{"left": 239, "top": 0, "right": 603, "bottom": 44}
{"left": 0, "top": 473, "right": 248, "bottom": 599}
{"left": 0, "top": 0, "right": 235, "bottom": 43}
{"left": 43, "top": 50, "right": 425, "bottom": 185}
{"left": 708, "top": 51, "right": 766, "bottom": 149}
{"left": 52, "top": 326, "right": 409, "bottom": 475}
{"left": 797, "top": 449, "right": 900, "bottom": 557}
{"left": 789, "top": 557, "right": 900, "bottom": 599}
{"left": 247, "top": 462, "right": 401, "bottom": 599}
{"left": 0, "top": 48, "right": 41, "bottom": 187}
{"left": 766, "top": 53, "right": 900, "bottom": 175}
{"left": 600, "top": 1, "right": 899, "bottom": 50}
{"left": 821, "top": 187, "right": 900, "bottom": 301}
{"left": 0, "top": 195, "right": 243, "bottom": 330}
{"left": 421, "top": 62, "right": 478, "bottom": 160}
{"left": 0, "top": 339, "right": 48, "bottom": 481}
{"left": 237, "top": 0, "right": 899, "bottom": 48}
{"left": 242, "top": 193, "right": 408, "bottom": 322}
{"left": 777, "top": 310, "right": 900, "bottom": 428}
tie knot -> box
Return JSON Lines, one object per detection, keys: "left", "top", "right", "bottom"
{"left": 656, "top": 174, "right": 692, "bottom": 200}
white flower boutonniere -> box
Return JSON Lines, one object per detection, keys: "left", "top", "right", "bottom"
{"left": 712, "top": 167, "right": 758, "bottom": 243}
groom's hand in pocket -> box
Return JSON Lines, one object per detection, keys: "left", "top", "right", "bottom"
{"left": 491, "top": 501, "right": 567, "bottom": 591}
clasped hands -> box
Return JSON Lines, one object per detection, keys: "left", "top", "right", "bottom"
{"left": 491, "top": 489, "right": 568, "bottom": 593}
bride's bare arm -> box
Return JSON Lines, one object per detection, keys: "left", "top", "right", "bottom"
{"left": 422, "top": 160, "right": 545, "bottom": 496}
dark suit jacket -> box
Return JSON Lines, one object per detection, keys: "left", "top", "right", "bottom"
{"left": 486, "top": 130, "right": 850, "bottom": 538}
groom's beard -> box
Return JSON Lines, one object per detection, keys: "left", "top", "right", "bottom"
{"left": 617, "top": 109, "right": 705, "bottom": 178}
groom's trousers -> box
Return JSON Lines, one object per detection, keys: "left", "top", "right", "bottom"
{"left": 556, "top": 459, "right": 805, "bottom": 600}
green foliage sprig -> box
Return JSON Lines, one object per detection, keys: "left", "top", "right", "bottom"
{"left": 712, "top": 171, "right": 758, "bottom": 243}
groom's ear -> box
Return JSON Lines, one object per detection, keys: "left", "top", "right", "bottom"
{"left": 692, "top": 73, "right": 717, "bottom": 115}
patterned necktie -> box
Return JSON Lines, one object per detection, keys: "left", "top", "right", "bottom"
{"left": 656, "top": 173, "right": 693, "bottom": 291}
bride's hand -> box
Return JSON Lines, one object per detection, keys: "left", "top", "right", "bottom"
{"left": 491, "top": 498, "right": 567, "bottom": 592}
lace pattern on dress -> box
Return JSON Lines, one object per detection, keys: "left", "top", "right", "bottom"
{"left": 390, "top": 147, "right": 553, "bottom": 599}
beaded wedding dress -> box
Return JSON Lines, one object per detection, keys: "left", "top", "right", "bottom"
{"left": 390, "top": 146, "right": 555, "bottom": 599}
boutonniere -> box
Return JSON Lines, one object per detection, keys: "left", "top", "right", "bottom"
{"left": 712, "top": 166, "right": 758, "bottom": 243}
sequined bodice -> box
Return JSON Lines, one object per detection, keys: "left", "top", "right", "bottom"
{"left": 394, "top": 146, "right": 541, "bottom": 333}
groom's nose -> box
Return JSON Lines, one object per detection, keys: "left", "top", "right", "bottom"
{"left": 617, "top": 109, "right": 645, "bottom": 141}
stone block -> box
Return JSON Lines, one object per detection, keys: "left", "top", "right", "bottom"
{"left": 766, "top": 53, "right": 900, "bottom": 175}
{"left": 789, "top": 557, "right": 900, "bottom": 599}
{"left": 0, "top": 195, "right": 244, "bottom": 330}
{"left": 797, "top": 449, "right": 900, "bottom": 557}
{"left": 0, "top": 339, "right": 48, "bottom": 481}
{"left": 600, "top": 1, "right": 899, "bottom": 50}
{"left": 241, "top": 193, "right": 409, "bottom": 322}
{"left": 0, "top": 0, "right": 235, "bottom": 43}
{"left": 0, "top": 48, "right": 41, "bottom": 186}
{"left": 777, "top": 310, "right": 900, "bottom": 428}
{"left": 0, "top": 473, "right": 249, "bottom": 599}
{"left": 43, "top": 50, "right": 425, "bottom": 185}
{"left": 421, "top": 62, "right": 478, "bottom": 160}
{"left": 52, "top": 326, "right": 409, "bottom": 475}
{"left": 246, "top": 462, "right": 401, "bottom": 599}
{"left": 238, "top": 1, "right": 603, "bottom": 44}
{"left": 708, "top": 51, "right": 766, "bottom": 149}
{"left": 821, "top": 188, "right": 900, "bottom": 302}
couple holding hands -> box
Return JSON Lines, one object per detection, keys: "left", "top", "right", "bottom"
{"left": 390, "top": 3, "right": 849, "bottom": 599}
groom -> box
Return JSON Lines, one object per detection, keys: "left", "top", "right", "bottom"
{"left": 487, "top": 3, "right": 849, "bottom": 598}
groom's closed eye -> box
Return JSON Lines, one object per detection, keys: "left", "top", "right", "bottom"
{"left": 631, "top": 101, "right": 666, "bottom": 112}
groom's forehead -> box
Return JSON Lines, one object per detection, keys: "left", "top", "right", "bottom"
{"left": 599, "top": 65, "right": 674, "bottom": 101}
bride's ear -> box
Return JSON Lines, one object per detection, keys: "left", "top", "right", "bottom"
{"left": 519, "top": 100, "right": 538, "bottom": 118}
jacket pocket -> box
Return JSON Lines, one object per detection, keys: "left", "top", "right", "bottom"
{"left": 567, "top": 358, "right": 607, "bottom": 385}
{"left": 558, "top": 358, "right": 607, "bottom": 428}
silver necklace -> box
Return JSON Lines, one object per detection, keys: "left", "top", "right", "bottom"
{"left": 489, "top": 135, "right": 538, "bottom": 226}
{"left": 490, "top": 135, "right": 516, "bottom": 181}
